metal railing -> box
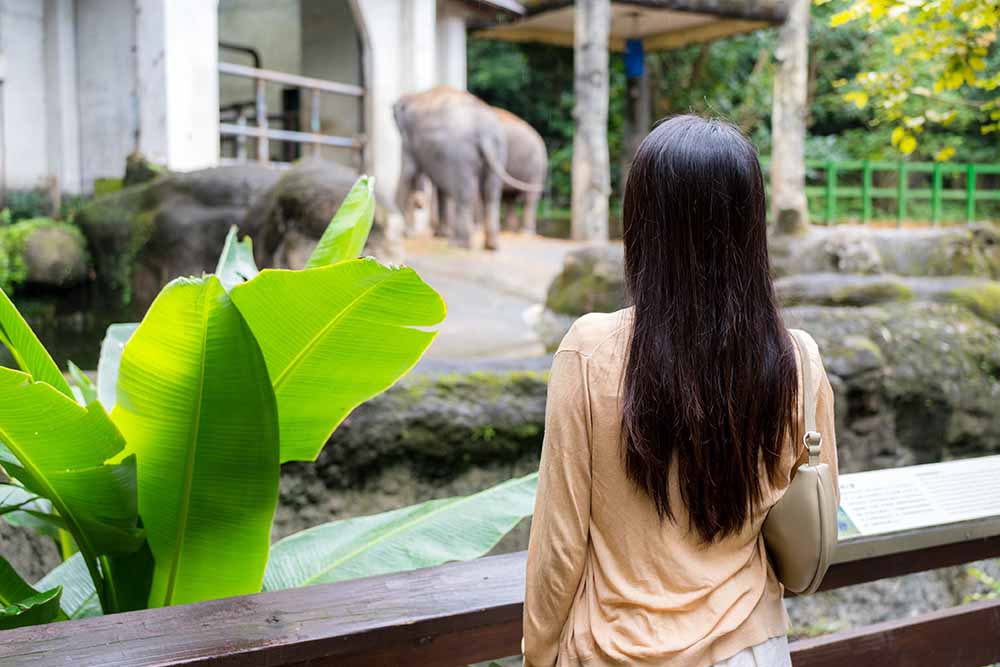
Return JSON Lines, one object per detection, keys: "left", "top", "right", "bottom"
{"left": 763, "top": 158, "right": 1000, "bottom": 226}
{"left": 218, "top": 61, "right": 365, "bottom": 165}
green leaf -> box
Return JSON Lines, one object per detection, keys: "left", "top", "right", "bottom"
{"left": 0, "top": 482, "right": 62, "bottom": 539}
{"left": 215, "top": 225, "right": 260, "bottom": 292}
{"left": 101, "top": 538, "right": 154, "bottom": 614}
{"left": 263, "top": 473, "right": 537, "bottom": 590}
{"left": 0, "top": 369, "right": 144, "bottom": 558}
{"left": 37, "top": 553, "right": 101, "bottom": 619}
{"left": 0, "top": 587, "right": 63, "bottom": 630}
{"left": 0, "top": 288, "right": 71, "bottom": 396}
{"left": 304, "top": 176, "right": 376, "bottom": 268}
{"left": 67, "top": 361, "right": 97, "bottom": 406}
{"left": 96, "top": 323, "right": 138, "bottom": 411}
{"left": 0, "top": 554, "right": 63, "bottom": 628}
{"left": 231, "top": 259, "right": 446, "bottom": 462}
{"left": 111, "top": 276, "right": 279, "bottom": 607}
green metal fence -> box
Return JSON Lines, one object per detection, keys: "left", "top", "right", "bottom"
{"left": 761, "top": 159, "right": 1000, "bottom": 226}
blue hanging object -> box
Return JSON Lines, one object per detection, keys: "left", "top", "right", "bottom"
{"left": 624, "top": 38, "right": 644, "bottom": 78}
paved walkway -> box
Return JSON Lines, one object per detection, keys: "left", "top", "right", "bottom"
{"left": 404, "top": 233, "right": 590, "bottom": 359}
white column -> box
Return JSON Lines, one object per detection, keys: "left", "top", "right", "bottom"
{"left": 2, "top": 0, "right": 50, "bottom": 191}
{"left": 44, "top": 0, "right": 82, "bottom": 195}
{"left": 435, "top": 3, "right": 467, "bottom": 90}
{"left": 161, "top": 0, "right": 219, "bottom": 170}
{"left": 402, "top": 0, "right": 436, "bottom": 94}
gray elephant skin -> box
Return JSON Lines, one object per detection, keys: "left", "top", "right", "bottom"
{"left": 494, "top": 106, "right": 547, "bottom": 235}
{"left": 393, "top": 86, "right": 542, "bottom": 250}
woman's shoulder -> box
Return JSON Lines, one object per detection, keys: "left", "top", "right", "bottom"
{"left": 557, "top": 308, "right": 633, "bottom": 357}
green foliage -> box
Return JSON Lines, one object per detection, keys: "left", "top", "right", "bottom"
{"left": 304, "top": 176, "right": 376, "bottom": 268}
{"left": 3, "top": 192, "right": 48, "bottom": 224}
{"left": 0, "top": 176, "right": 532, "bottom": 630}
{"left": 0, "top": 218, "right": 89, "bottom": 294}
{"left": 0, "top": 556, "right": 63, "bottom": 629}
{"left": 964, "top": 564, "right": 1000, "bottom": 602}
{"left": 824, "top": 0, "right": 999, "bottom": 158}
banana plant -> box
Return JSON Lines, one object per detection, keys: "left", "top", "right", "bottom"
{"left": 0, "top": 175, "right": 537, "bottom": 629}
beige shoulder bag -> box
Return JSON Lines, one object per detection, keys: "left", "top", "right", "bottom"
{"left": 762, "top": 329, "right": 838, "bottom": 595}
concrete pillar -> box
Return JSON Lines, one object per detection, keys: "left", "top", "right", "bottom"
{"left": 44, "top": 0, "right": 82, "bottom": 196}
{"left": 435, "top": 3, "right": 467, "bottom": 90}
{"left": 401, "top": 0, "right": 437, "bottom": 94}
{"left": 157, "top": 0, "right": 219, "bottom": 171}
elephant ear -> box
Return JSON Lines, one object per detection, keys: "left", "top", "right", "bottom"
{"left": 305, "top": 176, "right": 376, "bottom": 268}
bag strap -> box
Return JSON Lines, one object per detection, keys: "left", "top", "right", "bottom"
{"left": 789, "top": 329, "right": 822, "bottom": 467}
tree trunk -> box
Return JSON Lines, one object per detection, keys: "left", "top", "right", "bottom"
{"left": 571, "top": 0, "right": 611, "bottom": 242}
{"left": 771, "top": 0, "right": 810, "bottom": 235}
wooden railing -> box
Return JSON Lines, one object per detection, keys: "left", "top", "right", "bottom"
{"left": 218, "top": 62, "right": 365, "bottom": 165}
{"left": 1, "top": 515, "right": 999, "bottom": 665}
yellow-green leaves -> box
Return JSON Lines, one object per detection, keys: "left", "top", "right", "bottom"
{"left": 111, "top": 276, "right": 279, "bottom": 607}
{"left": 0, "top": 289, "right": 71, "bottom": 396}
{"left": 305, "top": 176, "right": 376, "bottom": 268}
{"left": 230, "top": 259, "right": 446, "bottom": 462}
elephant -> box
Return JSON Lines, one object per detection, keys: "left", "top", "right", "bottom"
{"left": 393, "top": 86, "right": 542, "bottom": 250}
{"left": 493, "top": 107, "right": 547, "bottom": 235}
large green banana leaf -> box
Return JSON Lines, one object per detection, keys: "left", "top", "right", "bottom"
{"left": 263, "top": 473, "right": 537, "bottom": 590}
{"left": 0, "top": 555, "right": 63, "bottom": 629}
{"left": 0, "top": 368, "right": 143, "bottom": 564}
{"left": 230, "top": 258, "right": 446, "bottom": 462}
{"left": 304, "top": 176, "right": 375, "bottom": 268}
{"left": 0, "top": 289, "right": 71, "bottom": 396}
{"left": 67, "top": 361, "right": 98, "bottom": 406}
{"left": 36, "top": 553, "right": 101, "bottom": 619}
{"left": 96, "top": 323, "right": 138, "bottom": 411}
{"left": 111, "top": 276, "right": 280, "bottom": 607}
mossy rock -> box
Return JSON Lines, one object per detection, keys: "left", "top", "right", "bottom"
{"left": 76, "top": 164, "right": 281, "bottom": 307}
{"left": 545, "top": 244, "right": 625, "bottom": 316}
{"left": 776, "top": 273, "right": 914, "bottom": 307}
{"left": 0, "top": 219, "right": 89, "bottom": 292}
{"left": 942, "top": 282, "right": 1000, "bottom": 326}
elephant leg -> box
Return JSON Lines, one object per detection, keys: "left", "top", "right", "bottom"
{"left": 482, "top": 174, "right": 503, "bottom": 251}
{"left": 522, "top": 191, "right": 540, "bottom": 235}
{"left": 451, "top": 198, "right": 474, "bottom": 249}
{"left": 503, "top": 196, "right": 519, "bottom": 231}
{"left": 437, "top": 192, "right": 453, "bottom": 238}
{"left": 396, "top": 150, "right": 420, "bottom": 237}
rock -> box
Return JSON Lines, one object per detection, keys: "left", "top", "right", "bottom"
{"left": 76, "top": 164, "right": 281, "bottom": 308}
{"left": 123, "top": 151, "right": 164, "bottom": 187}
{"left": 282, "top": 357, "right": 552, "bottom": 490}
{"left": 544, "top": 244, "right": 625, "bottom": 316}
{"left": 942, "top": 281, "right": 1000, "bottom": 326}
{"left": 245, "top": 158, "right": 402, "bottom": 267}
{"left": 770, "top": 224, "right": 1000, "bottom": 279}
{"left": 0, "top": 219, "right": 89, "bottom": 292}
{"left": 776, "top": 273, "right": 913, "bottom": 307}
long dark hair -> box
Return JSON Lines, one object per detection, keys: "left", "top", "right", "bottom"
{"left": 621, "top": 115, "right": 798, "bottom": 543}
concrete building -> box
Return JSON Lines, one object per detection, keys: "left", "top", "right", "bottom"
{"left": 0, "top": 0, "right": 520, "bottom": 206}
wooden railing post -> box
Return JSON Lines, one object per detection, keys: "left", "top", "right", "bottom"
{"left": 236, "top": 107, "right": 248, "bottom": 162}
{"left": 310, "top": 89, "right": 321, "bottom": 158}
{"left": 896, "top": 161, "right": 907, "bottom": 228}
{"left": 861, "top": 160, "right": 872, "bottom": 225}
{"left": 825, "top": 160, "right": 838, "bottom": 224}
{"left": 931, "top": 162, "right": 943, "bottom": 225}
{"left": 255, "top": 78, "right": 269, "bottom": 163}
{"left": 966, "top": 163, "right": 977, "bottom": 224}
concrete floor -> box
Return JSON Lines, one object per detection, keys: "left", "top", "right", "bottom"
{"left": 403, "top": 233, "right": 591, "bottom": 359}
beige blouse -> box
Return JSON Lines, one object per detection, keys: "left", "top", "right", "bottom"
{"left": 523, "top": 309, "right": 838, "bottom": 667}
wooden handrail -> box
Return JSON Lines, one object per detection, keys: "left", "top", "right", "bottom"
{"left": 218, "top": 62, "right": 365, "bottom": 97}
{"left": 1, "top": 526, "right": 999, "bottom": 666}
